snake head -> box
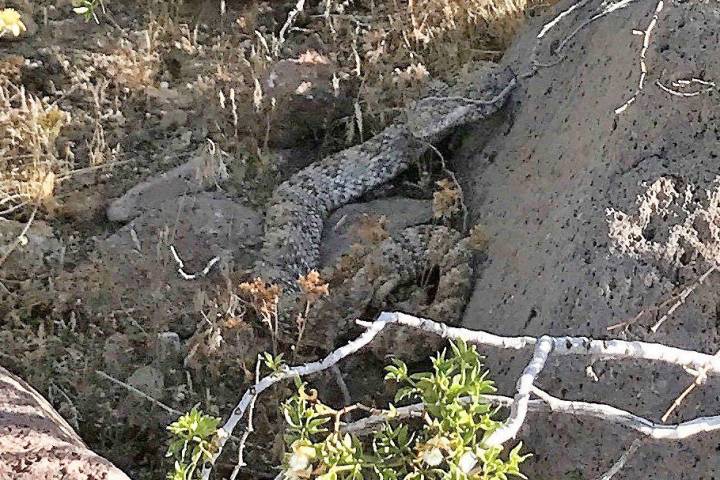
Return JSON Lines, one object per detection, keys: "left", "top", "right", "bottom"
{"left": 406, "top": 63, "right": 517, "bottom": 143}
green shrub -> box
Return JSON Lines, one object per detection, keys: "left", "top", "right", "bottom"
{"left": 281, "top": 340, "right": 529, "bottom": 480}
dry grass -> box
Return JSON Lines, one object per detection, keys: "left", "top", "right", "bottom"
{"left": 0, "top": 82, "right": 71, "bottom": 215}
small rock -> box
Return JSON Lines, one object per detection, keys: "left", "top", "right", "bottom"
{"left": 127, "top": 365, "right": 165, "bottom": 400}
{"left": 106, "top": 147, "right": 229, "bottom": 222}
{"left": 156, "top": 331, "right": 182, "bottom": 368}
{"left": 103, "top": 333, "right": 132, "bottom": 378}
{"left": 320, "top": 197, "right": 433, "bottom": 266}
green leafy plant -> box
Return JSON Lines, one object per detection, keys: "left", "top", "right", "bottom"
{"left": 280, "top": 340, "right": 530, "bottom": 480}
{"left": 71, "top": 0, "right": 103, "bottom": 23}
{"left": 166, "top": 407, "right": 221, "bottom": 480}
{"left": 262, "top": 351, "right": 287, "bottom": 374}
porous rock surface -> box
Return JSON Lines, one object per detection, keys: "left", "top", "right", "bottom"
{"left": 0, "top": 365, "right": 130, "bottom": 480}
{"left": 457, "top": 0, "right": 720, "bottom": 477}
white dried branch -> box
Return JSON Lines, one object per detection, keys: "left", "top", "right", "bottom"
{"left": 537, "top": 0, "right": 589, "bottom": 39}
{"left": 656, "top": 78, "right": 716, "bottom": 97}
{"left": 278, "top": 0, "right": 305, "bottom": 49}
{"left": 203, "top": 311, "right": 720, "bottom": 478}
{"left": 375, "top": 312, "right": 720, "bottom": 375}
{"left": 230, "top": 356, "right": 262, "bottom": 480}
{"left": 201, "top": 317, "right": 393, "bottom": 480}
{"left": 343, "top": 385, "right": 720, "bottom": 441}
{"left": 662, "top": 347, "right": 720, "bottom": 422}
{"left": 532, "top": 387, "right": 720, "bottom": 439}
{"left": 169, "top": 245, "right": 220, "bottom": 280}
{"left": 615, "top": 0, "right": 665, "bottom": 114}
{"left": 484, "top": 337, "right": 553, "bottom": 446}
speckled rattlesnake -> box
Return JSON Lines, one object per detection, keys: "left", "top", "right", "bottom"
{"left": 253, "top": 63, "right": 516, "bottom": 350}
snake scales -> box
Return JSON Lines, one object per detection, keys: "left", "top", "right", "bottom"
{"left": 252, "top": 63, "right": 516, "bottom": 349}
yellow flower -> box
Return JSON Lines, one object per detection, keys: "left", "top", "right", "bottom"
{"left": 0, "top": 8, "right": 26, "bottom": 37}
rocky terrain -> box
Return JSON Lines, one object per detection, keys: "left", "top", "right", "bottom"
{"left": 2, "top": 0, "right": 720, "bottom": 478}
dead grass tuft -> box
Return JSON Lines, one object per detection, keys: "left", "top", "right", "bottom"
{"left": 0, "top": 83, "right": 71, "bottom": 214}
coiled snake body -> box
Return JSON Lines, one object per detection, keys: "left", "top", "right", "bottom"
{"left": 253, "top": 63, "right": 516, "bottom": 349}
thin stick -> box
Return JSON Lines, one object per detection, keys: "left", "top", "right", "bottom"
{"left": 230, "top": 357, "right": 262, "bottom": 480}
{"left": 596, "top": 438, "right": 642, "bottom": 480}
{"left": 662, "top": 347, "right": 720, "bottom": 422}
{"left": 332, "top": 365, "right": 353, "bottom": 407}
{"left": 278, "top": 0, "right": 305, "bottom": 50}
{"left": 0, "top": 203, "right": 38, "bottom": 270}
{"left": 608, "top": 265, "right": 717, "bottom": 332}
{"left": 615, "top": 0, "right": 665, "bottom": 115}
{"left": 95, "top": 370, "right": 181, "bottom": 415}
{"left": 169, "top": 245, "right": 220, "bottom": 280}
{"left": 651, "top": 265, "right": 717, "bottom": 332}
{"left": 201, "top": 318, "right": 393, "bottom": 480}
{"left": 537, "top": 0, "right": 590, "bottom": 39}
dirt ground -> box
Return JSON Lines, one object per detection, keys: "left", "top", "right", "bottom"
{"left": 3, "top": 0, "right": 720, "bottom": 478}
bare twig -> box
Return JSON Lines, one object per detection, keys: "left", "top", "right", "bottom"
{"left": 662, "top": 347, "right": 720, "bottom": 422}
{"left": 596, "top": 438, "right": 642, "bottom": 480}
{"left": 607, "top": 265, "right": 718, "bottom": 332}
{"left": 537, "top": 0, "right": 590, "bottom": 39}
{"left": 95, "top": 370, "right": 181, "bottom": 416}
{"left": 656, "top": 77, "right": 716, "bottom": 98}
{"left": 201, "top": 318, "right": 392, "bottom": 480}
{"left": 332, "top": 365, "right": 353, "bottom": 407}
{"left": 651, "top": 265, "right": 717, "bottom": 332}
{"left": 615, "top": 0, "right": 665, "bottom": 114}
{"left": 169, "top": 245, "right": 220, "bottom": 280}
{"left": 0, "top": 203, "right": 38, "bottom": 270}
{"left": 277, "top": 0, "right": 305, "bottom": 51}
{"left": 230, "top": 356, "right": 262, "bottom": 480}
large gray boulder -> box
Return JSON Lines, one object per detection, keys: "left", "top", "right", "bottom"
{"left": 457, "top": 0, "right": 720, "bottom": 477}
{"left": 0, "top": 365, "right": 131, "bottom": 479}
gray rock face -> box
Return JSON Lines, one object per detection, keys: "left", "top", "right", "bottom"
{"left": 456, "top": 1, "right": 720, "bottom": 477}
{"left": 0, "top": 366, "right": 130, "bottom": 480}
